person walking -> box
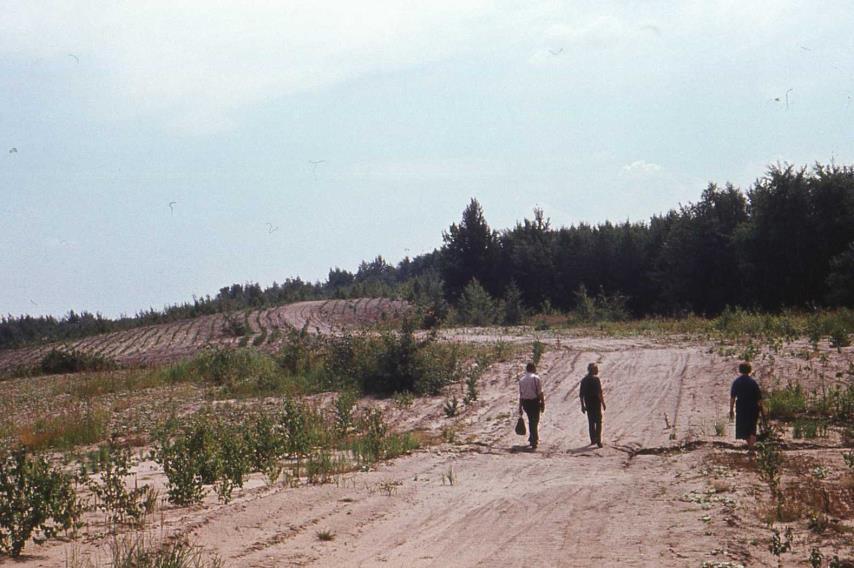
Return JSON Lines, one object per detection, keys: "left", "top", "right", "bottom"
{"left": 729, "top": 362, "right": 763, "bottom": 451}
{"left": 518, "top": 362, "right": 545, "bottom": 449}
{"left": 580, "top": 363, "right": 606, "bottom": 448}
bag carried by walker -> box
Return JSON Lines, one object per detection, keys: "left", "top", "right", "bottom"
{"left": 515, "top": 416, "right": 526, "bottom": 436}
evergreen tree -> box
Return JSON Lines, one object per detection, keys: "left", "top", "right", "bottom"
{"left": 440, "top": 199, "right": 501, "bottom": 300}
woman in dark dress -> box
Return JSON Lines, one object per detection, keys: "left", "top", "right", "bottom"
{"left": 729, "top": 362, "right": 763, "bottom": 450}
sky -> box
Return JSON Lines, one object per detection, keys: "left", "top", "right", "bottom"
{"left": 2, "top": 1, "right": 853, "bottom": 318}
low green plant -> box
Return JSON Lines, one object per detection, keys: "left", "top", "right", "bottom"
{"left": 222, "top": 314, "right": 249, "bottom": 338}
{"left": 443, "top": 396, "right": 460, "bottom": 417}
{"left": 828, "top": 323, "right": 850, "bottom": 352}
{"left": 532, "top": 340, "right": 546, "bottom": 366}
{"left": 316, "top": 530, "right": 335, "bottom": 542}
{"left": 392, "top": 391, "right": 414, "bottom": 409}
{"left": 0, "top": 448, "right": 81, "bottom": 557}
{"left": 110, "top": 532, "right": 224, "bottom": 568}
{"left": 40, "top": 348, "right": 116, "bottom": 375}
{"left": 153, "top": 412, "right": 251, "bottom": 505}
{"left": 85, "top": 442, "right": 156, "bottom": 528}
{"left": 334, "top": 390, "right": 358, "bottom": 436}
{"left": 492, "top": 340, "right": 513, "bottom": 362}
{"left": 463, "top": 375, "right": 478, "bottom": 405}
{"left": 251, "top": 329, "right": 267, "bottom": 347}
{"left": 756, "top": 434, "right": 783, "bottom": 498}
{"left": 765, "top": 383, "right": 806, "bottom": 420}
{"left": 713, "top": 419, "right": 726, "bottom": 437}
{"left": 246, "top": 413, "right": 284, "bottom": 484}
{"left": 843, "top": 450, "right": 854, "bottom": 471}
{"left": 768, "top": 526, "right": 792, "bottom": 565}
{"left": 792, "top": 418, "right": 827, "bottom": 439}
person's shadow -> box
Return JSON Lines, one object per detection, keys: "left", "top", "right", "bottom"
{"left": 509, "top": 444, "right": 535, "bottom": 453}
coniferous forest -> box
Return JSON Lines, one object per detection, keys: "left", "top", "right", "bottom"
{"left": 2, "top": 163, "right": 853, "bottom": 349}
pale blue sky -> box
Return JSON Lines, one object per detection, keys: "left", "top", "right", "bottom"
{"left": 2, "top": 1, "right": 853, "bottom": 318}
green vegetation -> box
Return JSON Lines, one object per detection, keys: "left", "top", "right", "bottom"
{"left": 40, "top": 348, "right": 116, "bottom": 375}
{"left": 17, "top": 405, "right": 109, "bottom": 450}
{"left": 109, "top": 532, "right": 224, "bottom": 568}
{"left": 140, "top": 319, "right": 469, "bottom": 399}
{"left": 766, "top": 381, "right": 853, "bottom": 426}
{"left": 154, "top": 400, "right": 420, "bottom": 507}
{"left": 0, "top": 448, "right": 81, "bottom": 557}
{"left": 84, "top": 442, "right": 157, "bottom": 528}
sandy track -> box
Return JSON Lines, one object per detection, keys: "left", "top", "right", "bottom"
{"left": 172, "top": 341, "right": 761, "bottom": 567}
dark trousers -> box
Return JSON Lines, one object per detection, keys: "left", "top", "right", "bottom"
{"left": 521, "top": 399, "right": 541, "bottom": 446}
{"left": 587, "top": 409, "right": 602, "bottom": 445}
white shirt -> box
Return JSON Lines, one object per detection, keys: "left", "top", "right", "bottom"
{"left": 518, "top": 372, "right": 543, "bottom": 400}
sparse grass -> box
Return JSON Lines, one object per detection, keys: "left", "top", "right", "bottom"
{"left": 441, "top": 466, "right": 456, "bottom": 486}
{"left": 109, "top": 532, "right": 223, "bottom": 568}
{"left": 316, "top": 530, "right": 335, "bottom": 542}
{"left": 16, "top": 404, "right": 110, "bottom": 450}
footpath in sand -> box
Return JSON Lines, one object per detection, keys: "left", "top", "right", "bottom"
{"left": 26, "top": 335, "right": 853, "bottom": 567}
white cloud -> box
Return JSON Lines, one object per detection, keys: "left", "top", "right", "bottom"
{"left": 2, "top": 1, "right": 509, "bottom": 133}
{"left": 0, "top": 1, "right": 814, "bottom": 133}
{"left": 622, "top": 160, "right": 662, "bottom": 176}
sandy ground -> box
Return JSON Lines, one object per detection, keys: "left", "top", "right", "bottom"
{"left": 10, "top": 335, "right": 853, "bottom": 567}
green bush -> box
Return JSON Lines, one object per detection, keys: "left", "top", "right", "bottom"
{"left": 40, "top": 348, "right": 115, "bottom": 375}
{"left": 572, "top": 284, "right": 630, "bottom": 322}
{"left": 766, "top": 384, "right": 807, "bottom": 420}
{"left": 456, "top": 279, "right": 498, "bottom": 326}
{"left": 85, "top": 442, "right": 156, "bottom": 528}
{"left": 245, "top": 413, "right": 285, "bottom": 483}
{"left": 0, "top": 448, "right": 81, "bottom": 557}
{"left": 154, "top": 412, "right": 251, "bottom": 505}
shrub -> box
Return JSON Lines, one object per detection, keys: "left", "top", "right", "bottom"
{"left": 456, "top": 279, "right": 498, "bottom": 326}
{"left": 765, "top": 384, "right": 807, "bottom": 420}
{"left": 443, "top": 396, "right": 460, "bottom": 417}
{"left": 334, "top": 390, "right": 358, "bottom": 436}
{"left": 193, "top": 348, "right": 281, "bottom": 394}
{"left": 40, "top": 348, "right": 115, "bottom": 375}
{"left": 154, "top": 412, "right": 250, "bottom": 505}
{"left": 222, "top": 314, "right": 249, "bottom": 337}
{"left": 85, "top": 442, "right": 156, "bottom": 528}
{"left": 0, "top": 448, "right": 81, "bottom": 557}
{"left": 352, "top": 409, "right": 388, "bottom": 464}
{"left": 532, "top": 341, "right": 546, "bottom": 366}
{"left": 502, "top": 281, "right": 525, "bottom": 325}
{"left": 278, "top": 323, "right": 326, "bottom": 376}
{"left": 573, "top": 284, "right": 630, "bottom": 322}
{"left": 245, "top": 413, "right": 285, "bottom": 483}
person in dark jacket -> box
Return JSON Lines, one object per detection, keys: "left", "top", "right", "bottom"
{"left": 579, "top": 363, "right": 606, "bottom": 448}
{"left": 729, "top": 362, "right": 763, "bottom": 450}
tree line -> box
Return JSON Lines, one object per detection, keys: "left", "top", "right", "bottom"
{"left": 2, "top": 162, "right": 852, "bottom": 349}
